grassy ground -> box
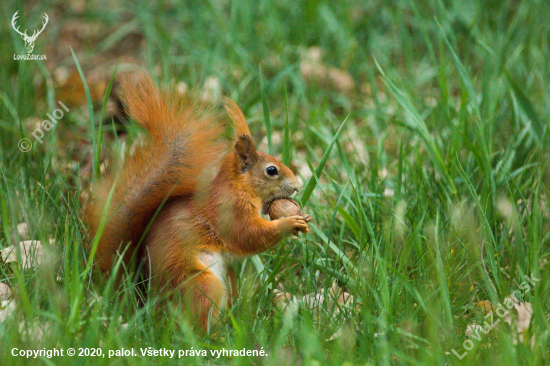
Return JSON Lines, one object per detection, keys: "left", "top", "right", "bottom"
{"left": 1, "top": 0, "right": 549, "bottom": 364}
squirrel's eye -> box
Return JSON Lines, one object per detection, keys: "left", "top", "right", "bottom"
{"left": 266, "top": 166, "right": 278, "bottom": 176}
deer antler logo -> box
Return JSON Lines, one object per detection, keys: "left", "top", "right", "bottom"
{"left": 11, "top": 11, "right": 49, "bottom": 54}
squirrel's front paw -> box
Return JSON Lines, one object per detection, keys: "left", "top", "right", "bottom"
{"left": 278, "top": 215, "right": 311, "bottom": 236}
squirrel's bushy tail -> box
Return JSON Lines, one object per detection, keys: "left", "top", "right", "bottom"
{"left": 85, "top": 73, "right": 229, "bottom": 273}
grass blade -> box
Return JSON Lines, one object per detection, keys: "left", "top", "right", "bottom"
{"left": 506, "top": 71, "right": 547, "bottom": 144}
{"left": 375, "top": 59, "right": 457, "bottom": 195}
{"left": 282, "top": 83, "right": 291, "bottom": 166}
{"left": 70, "top": 47, "right": 97, "bottom": 178}
{"left": 94, "top": 65, "right": 119, "bottom": 180}
{"left": 259, "top": 65, "right": 272, "bottom": 155}
{"left": 301, "top": 115, "right": 348, "bottom": 206}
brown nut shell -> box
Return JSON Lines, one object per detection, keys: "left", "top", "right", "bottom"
{"left": 268, "top": 198, "right": 303, "bottom": 220}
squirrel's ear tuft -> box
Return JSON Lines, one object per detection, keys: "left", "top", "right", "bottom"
{"left": 234, "top": 135, "right": 257, "bottom": 172}
{"left": 223, "top": 97, "right": 251, "bottom": 138}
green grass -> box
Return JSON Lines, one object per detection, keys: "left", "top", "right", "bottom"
{"left": 0, "top": 0, "right": 549, "bottom": 365}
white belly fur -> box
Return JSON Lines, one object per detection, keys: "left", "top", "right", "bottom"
{"left": 198, "top": 251, "right": 227, "bottom": 308}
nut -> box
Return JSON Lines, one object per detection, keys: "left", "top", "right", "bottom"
{"left": 268, "top": 198, "right": 303, "bottom": 220}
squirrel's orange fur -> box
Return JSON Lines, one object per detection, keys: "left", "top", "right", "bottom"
{"left": 85, "top": 73, "right": 311, "bottom": 331}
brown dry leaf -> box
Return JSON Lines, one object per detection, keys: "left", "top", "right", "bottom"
{"left": 1, "top": 240, "right": 45, "bottom": 270}
{"left": 327, "top": 282, "right": 354, "bottom": 307}
{"left": 301, "top": 283, "right": 357, "bottom": 319}
{"left": 475, "top": 300, "right": 493, "bottom": 314}
{"left": 300, "top": 47, "right": 326, "bottom": 81}
{"left": 504, "top": 301, "right": 534, "bottom": 346}
{"left": 301, "top": 292, "right": 326, "bottom": 315}
{"left": 515, "top": 302, "right": 533, "bottom": 339}
{"left": 201, "top": 76, "right": 221, "bottom": 102}
{"left": 18, "top": 321, "right": 51, "bottom": 342}
{"left": 274, "top": 282, "right": 359, "bottom": 341}
{"left": 497, "top": 197, "right": 514, "bottom": 220}
{"left": 176, "top": 81, "right": 188, "bottom": 96}
{"left": 465, "top": 323, "right": 485, "bottom": 338}
{"left": 273, "top": 289, "right": 293, "bottom": 306}
{"left": 327, "top": 67, "right": 355, "bottom": 93}
{"left": 474, "top": 297, "right": 535, "bottom": 346}
{"left": 17, "top": 223, "right": 30, "bottom": 240}
{"left": 0, "top": 300, "right": 16, "bottom": 323}
{"left": 56, "top": 70, "right": 107, "bottom": 106}
{"left": 0, "top": 283, "right": 11, "bottom": 301}
{"left": 299, "top": 47, "right": 355, "bottom": 93}
{"left": 273, "top": 288, "right": 299, "bottom": 313}
{"left": 322, "top": 284, "right": 359, "bottom": 342}
{"left": 326, "top": 320, "right": 359, "bottom": 342}
{"left": 116, "top": 316, "right": 129, "bottom": 330}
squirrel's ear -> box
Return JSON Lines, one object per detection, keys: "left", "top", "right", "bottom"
{"left": 234, "top": 135, "right": 257, "bottom": 172}
{"left": 223, "top": 97, "right": 251, "bottom": 138}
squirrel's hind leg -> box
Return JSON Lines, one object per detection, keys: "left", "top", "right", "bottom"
{"left": 180, "top": 269, "right": 224, "bottom": 333}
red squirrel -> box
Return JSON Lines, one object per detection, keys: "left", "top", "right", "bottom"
{"left": 85, "top": 73, "right": 312, "bottom": 331}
